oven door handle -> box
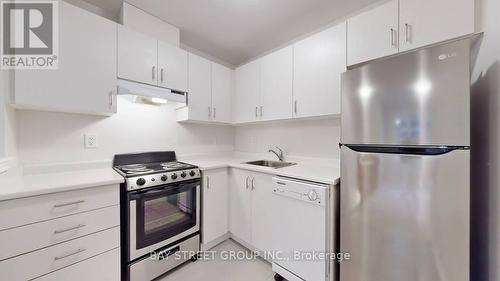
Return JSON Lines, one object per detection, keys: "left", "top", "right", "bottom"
{"left": 129, "top": 181, "right": 199, "bottom": 200}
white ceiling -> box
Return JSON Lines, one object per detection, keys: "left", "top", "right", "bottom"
{"left": 83, "top": 0, "right": 379, "bottom": 66}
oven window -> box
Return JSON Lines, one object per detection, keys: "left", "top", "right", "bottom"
{"left": 135, "top": 183, "right": 197, "bottom": 249}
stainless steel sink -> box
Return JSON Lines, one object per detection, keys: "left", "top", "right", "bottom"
{"left": 242, "top": 160, "right": 297, "bottom": 169}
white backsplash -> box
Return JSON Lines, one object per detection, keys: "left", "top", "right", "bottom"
{"left": 234, "top": 118, "right": 341, "bottom": 159}
{"left": 16, "top": 97, "right": 234, "bottom": 165}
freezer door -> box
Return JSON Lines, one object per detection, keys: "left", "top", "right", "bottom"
{"left": 341, "top": 38, "right": 471, "bottom": 146}
{"left": 340, "top": 146, "right": 469, "bottom": 281}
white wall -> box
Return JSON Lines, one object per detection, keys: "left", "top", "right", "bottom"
{"left": 234, "top": 118, "right": 340, "bottom": 159}
{"left": 16, "top": 97, "right": 233, "bottom": 165}
{"left": 472, "top": 0, "right": 500, "bottom": 280}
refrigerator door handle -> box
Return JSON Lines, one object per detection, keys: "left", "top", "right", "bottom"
{"left": 343, "top": 145, "right": 469, "bottom": 155}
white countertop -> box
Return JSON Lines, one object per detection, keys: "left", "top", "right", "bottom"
{"left": 0, "top": 167, "right": 124, "bottom": 201}
{"left": 180, "top": 153, "right": 340, "bottom": 185}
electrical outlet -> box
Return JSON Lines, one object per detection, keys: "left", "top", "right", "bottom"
{"left": 84, "top": 134, "right": 98, "bottom": 149}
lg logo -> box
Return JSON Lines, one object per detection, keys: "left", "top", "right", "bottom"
{"left": 1, "top": 0, "right": 58, "bottom": 69}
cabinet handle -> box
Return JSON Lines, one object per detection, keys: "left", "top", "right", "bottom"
{"left": 255, "top": 107, "right": 258, "bottom": 118}
{"left": 390, "top": 28, "right": 397, "bottom": 48}
{"left": 260, "top": 106, "right": 263, "bottom": 117}
{"left": 294, "top": 100, "right": 298, "bottom": 114}
{"left": 213, "top": 107, "right": 216, "bottom": 119}
{"left": 54, "top": 248, "right": 86, "bottom": 261}
{"left": 245, "top": 176, "right": 249, "bottom": 189}
{"left": 152, "top": 66, "right": 156, "bottom": 81}
{"left": 160, "top": 68, "right": 164, "bottom": 83}
{"left": 54, "top": 224, "right": 86, "bottom": 235}
{"left": 405, "top": 24, "right": 411, "bottom": 43}
{"left": 208, "top": 107, "right": 211, "bottom": 118}
{"left": 206, "top": 176, "right": 210, "bottom": 189}
{"left": 251, "top": 177, "right": 255, "bottom": 191}
{"left": 109, "top": 91, "right": 114, "bottom": 108}
{"left": 53, "top": 200, "right": 85, "bottom": 208}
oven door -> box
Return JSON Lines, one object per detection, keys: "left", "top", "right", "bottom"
{"left": 129, "top": 180, "right": 200, "bottom": 260}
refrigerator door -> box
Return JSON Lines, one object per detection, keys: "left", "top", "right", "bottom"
{"left": 341, "top": 38, "right": 471, "bottom": 146}
{"left": 340, "top": 146, "right": 469, "bottom": 281}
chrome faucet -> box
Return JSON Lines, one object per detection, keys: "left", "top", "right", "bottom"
{"left": 268, "top": 146, "right": 284, "bottom": 161}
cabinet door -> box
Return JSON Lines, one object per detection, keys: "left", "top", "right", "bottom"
{"left": 347, "top": 0, "right": 399, "bottom": 66}
{"left": 234, "top": 60, "right": 261, "bottom": 123}
{"left": 202, "top": 169, "right": 229, "bottom": 245}
{"left": 211, "top": 63, "right": 232, "bottom": 123}
{"left": 187, "top": 53, "right": 213, "bottom": 122}
{"left": 260, "top": 46, "right": 293, "bottom": 121}
{"left": 250, "top": 172, "right": 273, "bottom": 253}
{"left": 399, "top": 0, "right": 474, "bottom": 52}
{"left": 13, "top": 1, "right": 117, "bottom": 115}
{"left": 229, "top": 169, "right": 252, "bottom": 244}
{"left": 293, "top": 22, "right": 346, "bottom": 118}
{"left": 117, "top": 25, "right": 158, "bottom": 86}
{"left": 157, "top": 42, "right": 188, "bottom": 92}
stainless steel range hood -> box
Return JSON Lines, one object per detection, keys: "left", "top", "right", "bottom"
{"left": 117, "top": 79, "right": 187, "bottom": 104}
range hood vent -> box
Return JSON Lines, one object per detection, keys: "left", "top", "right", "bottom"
{"left": 117, "top": 79, "right": 187, "bottom": 104}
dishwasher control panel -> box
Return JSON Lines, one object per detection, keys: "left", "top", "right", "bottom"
{"left": 272, "top": 177, "right": 329, "bottom": 206}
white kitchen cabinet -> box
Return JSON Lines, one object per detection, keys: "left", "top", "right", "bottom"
{"left": 249, "top": 172, "right": 273, "bottom": 253}
{"left": 229, "top": 168, "right": 272, "bottom": 253}
{"left": 211, "top": 63, "right": 233, "bottom": 123}
{"left": 187, "top": 53, "right": 212, "bottom": 122}
{"left": 293, "top": 22, "right": 346, "bottom": 118}
{"left": 234, "top": 60, "right": 261, "bottom": 123}
{"left": 157, "top": 42, "right": 188, "bottom": 92}
{"left": 13, "top": 1, "right": 117, "bottom": 115}
{"left": 260, "top": 46, "right": 293, "bottom": 121}
{"left": 347, "top": 0, "right": 399, "bottom": 66}
{"left": 229, "top": 168, "right": 252, "bottom": 244}
{"left": 117, "top": 25, "right": 158, "bottom": 86}
{"left": 202, "top": 168, "right": 229, "bottom": 246}
{"left": 399, "top": 0, "right": 474, "bottom": 52}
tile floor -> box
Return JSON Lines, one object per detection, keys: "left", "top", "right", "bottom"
{"left": 158, "top": 239, "right": 278, "bottom": 281}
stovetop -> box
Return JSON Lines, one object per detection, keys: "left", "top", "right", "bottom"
{"left": 114, "top": 161, "right": 196, "bottom": 177}
{"left": 112, "top": 151, "right": 201, "bottom": 191}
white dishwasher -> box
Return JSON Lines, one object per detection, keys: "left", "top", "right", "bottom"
{"left": 271, "top": 176, "right": 337, "bottom": 281}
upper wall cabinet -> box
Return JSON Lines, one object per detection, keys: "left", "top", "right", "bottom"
{"left": 13, "top": 1, "right": 117, "bottom": 115}
{"left": 117, "top": 26, "right": 188, "bottom": 92}
{"left": 293, "top": 22, "right": 346, "bottom": 118}
{"left": 347, "top": 0, "right": 399, "bottom": 66}
{"left": 347, "top": 0, "right": 474, "bottom": 66}
{"left": 260, "top": 46, "right": 293, "bottom": 121}
{"left": 176, "top": 54, "right": 232, "bottom": 124}
{"left": 398, "top": 0, "right": 474, "bottom": 52}
{"left": 234, "top": 60, "right": 261, "bottom": 123}
{"left": 158, "top": 42, "right": 188, "bottom": 92}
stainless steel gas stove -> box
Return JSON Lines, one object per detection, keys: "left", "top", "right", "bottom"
{"left": 113, "top": 151, "right": 200, "bottom": 281}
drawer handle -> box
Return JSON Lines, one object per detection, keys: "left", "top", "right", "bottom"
{"left": 53, "top": 200, "right": 85, "bottom": 208}
{"left": 54, "top": 224, "right": 86, "bottom": 235}
{"left": 54, "top": 248, "right": 86, "bottom": 261}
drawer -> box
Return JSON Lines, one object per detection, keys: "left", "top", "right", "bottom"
{"left": 0, "top": 226, "right": 120, "bottom": 281}
{"left": 34, "top": 248, "right": 120, "bottom": 281}
{"left": 0, "top": 184, "right": 119, "bottom": 230}
{"left": 0, "top": 205, "right": 119, "bottom": 260}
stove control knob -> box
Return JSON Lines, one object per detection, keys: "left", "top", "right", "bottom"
{"left": 181, "top": 172, "right": 187, "bottom": 178}
{"left": 161, "top": 175, "right": 168, "bottom": 181}
{"left": 136, "top": 178, "right": 146, "bottom": 186}
{"left": 189, "top": 170, "right": 196, "bottom": 177}
{"left": 307, "top": 190, "right": 318, "bottom": 201}
{"left": 171, "top": 173, "right": 178, "bottom": 180}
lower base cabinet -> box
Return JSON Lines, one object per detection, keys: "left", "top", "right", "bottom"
{"left": 202, "top": 168, "right": 229, "bottom": 246}
{"left": 34, "top": 248, "right": 120, "bottom": 281}
{"left": 229, "top": 168, "right": 272, "bottom": 254}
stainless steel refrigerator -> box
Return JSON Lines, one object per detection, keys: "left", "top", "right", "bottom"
{"left": 340, "top": 37, "right": 473, "bottom": 281}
